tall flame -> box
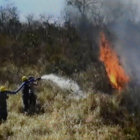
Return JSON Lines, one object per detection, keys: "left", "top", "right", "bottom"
{"left": 99, "top": 33, "right": 129, "bottom": 90}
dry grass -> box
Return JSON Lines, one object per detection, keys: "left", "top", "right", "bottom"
{"left": 0, "top": 81, "right": 139, "bottom": 140}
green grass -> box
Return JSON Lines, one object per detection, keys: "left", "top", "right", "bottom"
{"left": 0, "top": 82, "right": 139, "bottom": 140}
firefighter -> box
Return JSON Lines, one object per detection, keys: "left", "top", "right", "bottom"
{"left": 0, "top": 85, "right": 25, "bottom": 122}
{"left": 21, "top": 76, "right": 41, "bottom": 113}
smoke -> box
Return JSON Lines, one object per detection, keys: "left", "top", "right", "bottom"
{"left": 66, "top": 0, "right": 140, "bottom": 85}
{"left": 101, "top": 0, "right": 140, "bottom": 85}
{"left": 41, "top": 74, "right": 85, "bottom": 98}
{"left": 100, "top": 0, "right": 139, "bottom": 23}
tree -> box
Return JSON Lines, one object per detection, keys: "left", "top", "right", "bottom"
{"left": 66, "top": 0, "right": 103, "bottom": 25}
{"left": 0, "top": 6, "right": 21, "bottom": 37}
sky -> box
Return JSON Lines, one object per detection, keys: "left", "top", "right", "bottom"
{"left": 0, "top": 0, "right": 65, "bottom": 21}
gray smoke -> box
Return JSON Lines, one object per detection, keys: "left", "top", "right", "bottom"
{"left": 101, "top": 0, "right": 140, "bottom": 85}
{"left": 66, "top": 0, "right": 140, "bottom": 85}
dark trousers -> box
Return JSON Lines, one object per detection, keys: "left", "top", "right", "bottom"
{"left": 0, "top": 109, "right": 7, "bottom": 121}
{"left": 22, "top": 93, "right": 36, "bottom": 112}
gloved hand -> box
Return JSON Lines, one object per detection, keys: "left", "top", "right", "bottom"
{"left": 36, "top": 77, "right": 41, "bottom": 81}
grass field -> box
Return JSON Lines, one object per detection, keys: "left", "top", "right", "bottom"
{"left": 0, "top": 81, "right": 139, "bottom": 140}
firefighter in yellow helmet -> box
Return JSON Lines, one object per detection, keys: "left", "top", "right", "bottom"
{"left": 21, "top": 76, "right": 41, "bottom": 113}
{"left": 0, "top": 85, "right": 25, "bottom": 122}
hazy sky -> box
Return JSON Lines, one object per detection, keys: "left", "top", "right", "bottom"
{"left": 0, "top": 0, "right": 65, "bottom": 21}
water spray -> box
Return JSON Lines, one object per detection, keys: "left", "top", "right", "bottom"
{"left": 41, "top": 74, "right": 85, "bottom": 98}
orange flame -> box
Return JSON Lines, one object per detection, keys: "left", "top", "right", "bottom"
{"left": 99, "top": 33, "right": 129, "bottom": 90}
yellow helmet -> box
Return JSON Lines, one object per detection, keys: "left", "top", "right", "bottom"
{"left": 22, "top": 76, "right": 28, "bottom": 82}
{"left": 0, "top": 86, "right": 7, "bottom": 92}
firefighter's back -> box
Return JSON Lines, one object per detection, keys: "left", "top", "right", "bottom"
{"left": 0, "top": 92, "right": 8, "bottom": 121}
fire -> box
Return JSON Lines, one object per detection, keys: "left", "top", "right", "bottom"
{"left": 99, "top": 33, "right": 129, "bottom": 90}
